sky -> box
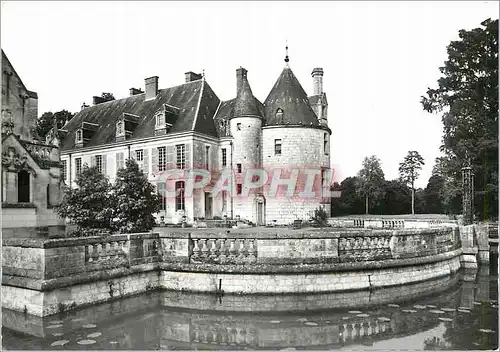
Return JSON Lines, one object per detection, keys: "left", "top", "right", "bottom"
{"left": 1, "top": 1, "right": 498, "bottom": 188}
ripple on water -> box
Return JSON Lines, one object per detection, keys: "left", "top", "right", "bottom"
{"left": 429, "top": 310, "right": 445, "bottom": 314}
{"left": 438, "top": 317, "right": 453, "bottom": 322}
{"left": 304, "top": 322, "right": 318, "bottom": 326}
{"left": 50, "top": 340, "right": 69, "bottom": 347}
{"left": 388, "top": 304, "right": 399, "bottom": 308}
{"left": 348, "top": 311, "right": 362, "bottom": 314}
{"left": 378, "top": 317, "right": 391, "bottom": 322}
{"left": 479, "top": 329, "right": 495, "bottom": 334}
{"left": 473, "top": 301, "right": 482, "bottom": 306}
{"left": 49, "top": 320, "right": 63, "bottom": 324}
{"left": 458, "top": 309, "right": 471, "bottom": 313}
{"left": 357, "top": 314, "right": 369, "bottom": 318}
{"left": 441, "top": 308, "right": 456, "bottom": 312}
{"left": 342, "top": 317, "right": 350, "bottom": 320}
{"left": 82, "top": 324, "right": 97, "bottom": 329}
{"left": 52, "top": 333, "right": 64, "bottom": 337}
{"left": 47, "top": 324, "right": 63, "bottom": 329}
{"left": 296, "top": 318, "right": 307, "bottom": 323}
{"left": 426, "top": 305, "right": 437, "bottom": 308}
{"left": 414, "top": 305, "right": 426, "bottom": 309}
{"left": 87, "top": 332, "right": 102, "bottom": 338}
{"left": 110, "top": 341, "right": 118, "bottom": 345}
{"left": 71, "top": 318, "right": 84, "bottom": 323}
{"left": 77, "top": 339, "right": 96, "bottom": 345}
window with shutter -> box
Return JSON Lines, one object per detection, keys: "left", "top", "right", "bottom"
{"left": 143, "top": 149, "right": 149, "bottom": 175}
{"left": 152, "top": 148, "right": 158, "bottom": 174}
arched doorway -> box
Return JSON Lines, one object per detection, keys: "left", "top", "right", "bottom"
{"left": 18, "top": 170, "right": 30, "bottom": 203}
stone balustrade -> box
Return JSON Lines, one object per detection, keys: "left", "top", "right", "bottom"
{"left": 2, "top": 226, "right": 466, "bottom": 316}
{"left": 328, "top": 217, "right": 458, "bottom": 229}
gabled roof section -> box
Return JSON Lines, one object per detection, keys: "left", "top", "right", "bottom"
{"left": 1, "top": 50, "right": 37, "bottom": 98}
{"left": 61, "top": 79, "right": 220, "bottom": 151}
{"left": 263, "top": 67, "right": 320, "bottom": 127}
{"left": 233, "top": 75, "right": 263, "bottom": 118}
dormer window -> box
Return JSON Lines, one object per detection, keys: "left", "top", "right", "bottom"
{"left": 76, "top": 129, "right": 83, "bottom": 143}
{"left": 117, "top": 121, "right": 124, "bottom": 135}
{"left": 275, "top": 108, "right": 284, "bottom": 123}
{"left": 156, "top": 112, "right": 165, "bottom": 127}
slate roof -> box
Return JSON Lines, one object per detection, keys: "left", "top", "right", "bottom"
{"left": 1, "top": 50, "right": 37, "bottom": 99}
{"left": 263, "top": 67, "right": 320, "bottom": 127}
{"left": 308, "top": 92, "right": 328, "bottom": 107}
{"left": 233, "top": 74, "right": 263, "bottom": 118}
{"left": 60, "top": 79, "right": 220, "bottom": 151}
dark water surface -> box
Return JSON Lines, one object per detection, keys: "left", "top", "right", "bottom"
{"left": 2, "top": 270, "right": 498, "bottom": 350}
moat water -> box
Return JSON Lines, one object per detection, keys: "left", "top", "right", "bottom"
{"left": 2, "top": 269, "right": 498, "bottom": 351}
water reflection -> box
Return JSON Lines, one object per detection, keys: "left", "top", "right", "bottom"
{"left": 2, "top": 270, "right": 498, "bottom": 351}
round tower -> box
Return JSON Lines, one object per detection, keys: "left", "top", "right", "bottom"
{"left": 261, "top": 55, "right": 331, "bottom": 225}
{"left": 230, "top": 67, "right": 265, "bottom": 224}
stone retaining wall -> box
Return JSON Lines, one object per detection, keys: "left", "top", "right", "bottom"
{"left": 2, "top": 227, "right": 464, "bottom": 316}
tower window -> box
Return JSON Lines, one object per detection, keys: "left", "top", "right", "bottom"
{"left": 76, "top": 129, "right": 83, "bottom": 143}
{"left": 324, "top": 133, "right": 329, "bottom": 155}
{"left": 236, "top": 123, "right": 241, "bottom": 131}
{"left": 236, "top": 184, "right": 242, "bottom": 195}
{"left": 275, "top": 108, "right": 284, "bottom": 123}
{"left": 222, "top": 148, "right": 227, "bottom": 167}
{"left": 205, "top": 146, "right": 210, "bottom": 170}
{"left": 274, "top": 139, "right": 282, "bottom": 155}
{"left": 237, "top": 163, "right": 242, "bottom": 173}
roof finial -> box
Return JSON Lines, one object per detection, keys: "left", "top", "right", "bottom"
{"left": 202, "top": 69, "right": 205, "bottom": 80}
{"left": 284, "top": 38, "right": 289, "bottom": 66}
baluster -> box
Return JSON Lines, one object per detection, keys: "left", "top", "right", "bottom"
{"left": 219, "top": 239, "right": 227, "bottom": 263}
{"left": 229, "top": 239, "right": 237, "bottom": 259}
{"left": 362, "top": 237, "right": 369, "bottom": 249}
{"left": 192, "top": 239, "right": 201, "bottom": 259}
{"left": 248, "top": 240, "right": 256, "bottom": 262}
{"left": 210, "top": 239, "right": 218, "bottom": 260}
{"left": 201, "top": 239, "right": 209, "bottom": 259}
{"left": 87, "top": 244, "right": 94, "bottom": 263}
{"left": 339, "top": 324, "right": 345, "bottom": 341}
{"left": 92, "top": 244, "right": 99, "bottom": 261}
{"left": 346, "top": 324, "right": 353, "bottom": 340}
{"left": 105, "top": 242, "right": 111, "bottom": 260}
{"left": 238, "top": 239, "right": 246, "bottom": 259}
{"left": 192, "top": 328, "right": 200, "bottom": 343}
{"left": 339, "top": 238, "right": 346, "bottom": 251}
{"left": 345, "top": 238, "right": 352, "bottom": 251}
{"left": 363, "top": 322, "right": 369, "bottom": 336}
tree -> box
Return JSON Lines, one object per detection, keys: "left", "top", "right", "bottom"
{"left": 55, "top": 164, "right": 115, "bottom": 235}
{"left": 432, "top": 156, "right": 462, "bottom": 215}
{"left": 377, "top": 180, "right": 412, "bottom": 215}
{"left": 421, "top": 18, "right": 498, "bottom": 220}
{"left": 101, "top": 92, "right": 115, "bottom": 102}
{"left": 36, "top": 110, "right": 74, "bottom": 140}
{"left": 399, "top": 151, "right": 425, "bottom": 214}
{"left": 356, "top": 156, "right": 385, "bottom": 214}
{"left": 112, "top": 159, "right": 161, "bottom": 233}
{"left": 330, "top": 177, "right": 365, "bottom": 216}
{"left": 424, "top": 174, "right": 446, "bottom": 214}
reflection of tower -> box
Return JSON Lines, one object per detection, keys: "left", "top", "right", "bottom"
{"left": 461, "top": 157, "right": 474, "bottom": 225}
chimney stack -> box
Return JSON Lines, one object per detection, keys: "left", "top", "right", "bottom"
{"left": 236, "top": 67, "right": 248, "bottom": 96}
{"left": 185, "top": 72, "right": 202, "bottom": 83}
{"left": 145, "top": 76, "right": 159, "bottom": 101}
{"left": 311, "top": 67, "right": 324, "bottom": 96}
{"left": 81, "top": 102, "right": 89, "bottom": 110}
{"left": 93, "top": 96, "right": 106, "bottom": 105}
{"left": 129, "top": 87, "right": 143, "bottom": 96}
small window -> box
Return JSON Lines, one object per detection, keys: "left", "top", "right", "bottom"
{"left": 275, "top": 108, "right": 284, "bottom": 123}
{"left": 76, "top": 129, "right": 83, "bottom": 142}
{"left": 236, "top": 184, "right": 242, "bottom": 195}
{"left": 236, "top": 123, "right": 241, "bottom": 131}
{"left": 275, "top": 139, "right": 282, "bottom": 155}
{"left": 324, "top": 133, "right": 329, "bottom": 155}
{"left": 237, "top": 163, "right": 242, "bottom": 173}
{"left": 176, "top": 144, "right": 186, "bottom": 169}
{"left": 95, "top": 155, "right": 103, "bottom": 173}
{"left": 205, "top": 146, "right": 210, "bottom": 170}
{"left": 75, "top": 158, "right": 82, "bottom": 175}
{"left": 158, "top": 147, "right": 166, "bottom": 171}
{"left": 222, "top": 148, "right": 227, "bottom": 167}
{"left": 175, "top": 181, "right": 185, "bottom": 211}
{"left": 156, "top": 113, "right": 165, "bottom": 126}
{"left": 61, "top": 160, "right": 67, "bottom": 182}
{"left": 117, "top": 121, "right": 123, "bottom": 135}
{"left": 136, "top": 149, "right": 144, "bottom": 162}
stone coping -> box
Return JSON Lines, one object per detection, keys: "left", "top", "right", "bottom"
{"left": 2, "top": 248, "right": 462, "bottom": 291}
{"left": 2, "top": 227, "right": 458, "bottom": 248}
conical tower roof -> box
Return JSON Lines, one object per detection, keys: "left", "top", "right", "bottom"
{"left": 263, "top": 67, "right": 319, "bottom": 126}
{"left": 233, "top": 72, "right": 262, "bottom": 118}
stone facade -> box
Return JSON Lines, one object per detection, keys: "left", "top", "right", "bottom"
{"left": 59, "top": 59, "right": 332, "bottom": 225}
{"left": 1, "top": 50, "right": 64, "bottom": 231}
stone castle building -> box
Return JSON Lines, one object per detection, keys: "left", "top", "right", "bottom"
{"left": 59, "top": 54, "right": 332, "bottom": 225}
{"left": 1, "top": 50, "right": 64, "bottom": 232}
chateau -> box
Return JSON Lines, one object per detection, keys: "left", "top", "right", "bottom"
{"left": 59, "top": 54, "right": 332, "bottom": 225}
{"left": 1, "top": 50, "right": 64, "bottom": 232}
